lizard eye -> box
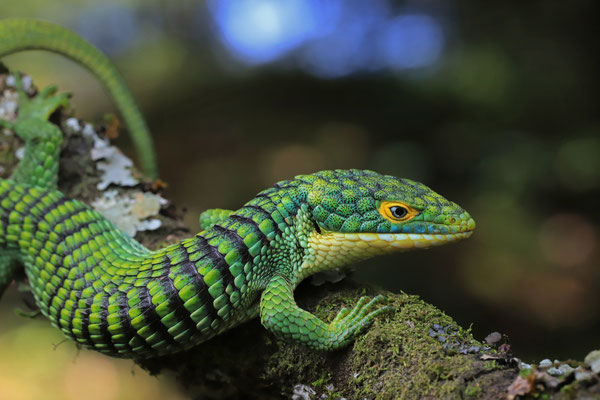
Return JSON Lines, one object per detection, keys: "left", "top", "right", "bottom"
{"left": 379, "top": 201, "right": 418, "bottom": 222}
{"left": 389, "top": 206, "right": 408, "bottom": 219}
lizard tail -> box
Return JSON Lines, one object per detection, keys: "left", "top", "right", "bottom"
{"left": 0, "top": 18, "right": 158, "bottom": 178}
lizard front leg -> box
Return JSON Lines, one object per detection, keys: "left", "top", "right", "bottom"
{"left": 260, "top": 274, "right": 392, "bottom": 350}
{"left": 1, "top": 72, "right": 69, "bottom": 189}
{"left": 0, "top": 73, "right": 70, "bottom": 299}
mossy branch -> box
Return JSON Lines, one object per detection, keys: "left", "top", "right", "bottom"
{"left": 139, "top": 280, "right": 521, "bottom": 399}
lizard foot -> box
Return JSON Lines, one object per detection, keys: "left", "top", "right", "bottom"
{"left": 4, "top": 72, "right": 67, "bottom": 188}
{"left": 327, "top": 294, "right": 393, "bottom": 347}
{"left": 14, "top": 307, "right": 41, "bottom": 319}
{"left": 7, "top": 71, "right": 71, "bottom": 132}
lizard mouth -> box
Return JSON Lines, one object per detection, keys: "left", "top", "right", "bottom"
{"left": 300, "top": 229, "right": 474, "bottom": 278}
{"left": 316, "top": 230, "right": 474, "bottom": 251}
{"left": 300, "top": 220, "right": 475, "bottom": 279}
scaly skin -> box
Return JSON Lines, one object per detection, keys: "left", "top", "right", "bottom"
{"left": 199, "top": 208, "right": 234, "bottom": 230}
{"left": 0, "top": 77, "right": 475, "bottom": 358}
{"left": 0, "top": 18, "right": 158, "bottom": 178}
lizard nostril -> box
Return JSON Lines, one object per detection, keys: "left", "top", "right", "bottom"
{"left": 448, "top": 217, "right": 457, "bottom": 224}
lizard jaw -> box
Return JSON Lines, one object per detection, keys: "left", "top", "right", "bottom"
{"left": 312, "top": 230, "right": 473, "bottom": 252}
{"left": 298, "top": 229, "right": 474, "bottom": 280}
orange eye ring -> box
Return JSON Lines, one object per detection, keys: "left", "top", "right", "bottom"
{"left": 379, "top": 201, "right": 419, "bottom": 222}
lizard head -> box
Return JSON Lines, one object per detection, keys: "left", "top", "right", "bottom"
{"left": 292, "top": 169, "right": 475, "bottom": 277}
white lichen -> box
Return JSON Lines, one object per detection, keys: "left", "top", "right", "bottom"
{"left": 15, "top": 146, "right": 25, "bottom": 160}
{"left": 518, "top": 361, "right": 532, "bottom": 370}
{"left": 93, "top": 147, "right": 139, "bottom": 190}
{"left": 584, "top": 349, "right": 600, "bottom": 374}
{"left": 64, "top": 117, "right": 81, "bottom": 133}
{"left": 558, "top": 364, "right": 574, "bottom": 375}
{"left": 5, "top": 74, "right": 32, "bottom": 92}
{"left": 575, "top": 367, "right": 595, "bottom": 382}
{"left": 0, "top": 89, "right": 18, "bottom": 121}
{"left": 80, "top": 124, "right": 139, "bottom": 190}
{"left": 292, "top": 384, "right": 316, "bottom": 400}
{"left": 546, "top": 367, "right": 562, "bottom": 376}
{"left": 91, "top": 190, "right": 166, "bottom": 236}
{"left": 64, "top": 117, "right": 139, "bottom": 190}
{"left": 539, "top": 359, "right": 552, "bottom": 368}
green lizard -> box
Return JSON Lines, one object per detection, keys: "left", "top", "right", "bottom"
{"left": 0, "top": 18, "right": 158, "bottom": 178}
{"left": 0, "top": 20, "right": 475, "bottom": 358}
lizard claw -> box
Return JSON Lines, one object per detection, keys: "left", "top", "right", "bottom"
{"left": 327, "top": 294, "right": 393, "bottom": 347}
{"left": 14, "top": 307, "right": 41, "bottom": 319}
{"left": 38, "top": 84, "right": 58, "bottom": 99}
{"left": 9, "top": 71, "right": 71, "bottom": 126}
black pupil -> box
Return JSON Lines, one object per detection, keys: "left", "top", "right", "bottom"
{"left": 390, "top": 206, "right": 408, "bottom": 219}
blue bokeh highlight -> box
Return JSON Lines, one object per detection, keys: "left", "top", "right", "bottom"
{"left": 208, "top": 0, "right": 446, "bottom": 77}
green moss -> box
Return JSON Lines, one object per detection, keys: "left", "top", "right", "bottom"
{"left": 255, "top": 282, "right": 504, "bottom": 399}
{"left": 520, "top": 368, "right": 533, "bottom": 378}
{"left": 464, "top": 383, "right": 483, "bottom": 397}
{"left": 559, "top": 381, "right": 579, "bottom": 399}
{"left": 338, "top": 291, "right": 484, "bottom": 398}
{"left": 311, "top": 374, "right": 331, "bottom": 389}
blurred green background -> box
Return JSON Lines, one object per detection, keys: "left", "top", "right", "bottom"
{"left": 1, "top": 0, "right": 598, "bottom": 399}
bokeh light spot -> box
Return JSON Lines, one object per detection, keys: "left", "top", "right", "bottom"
{"left": 209, "top": 0, "right": 445, "bottom": 76}
{"left": 209, "top": 0, "right": 336, "bottom": 64}
{"left": 376, "top": 14, "right": 444, "bottom": 70}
